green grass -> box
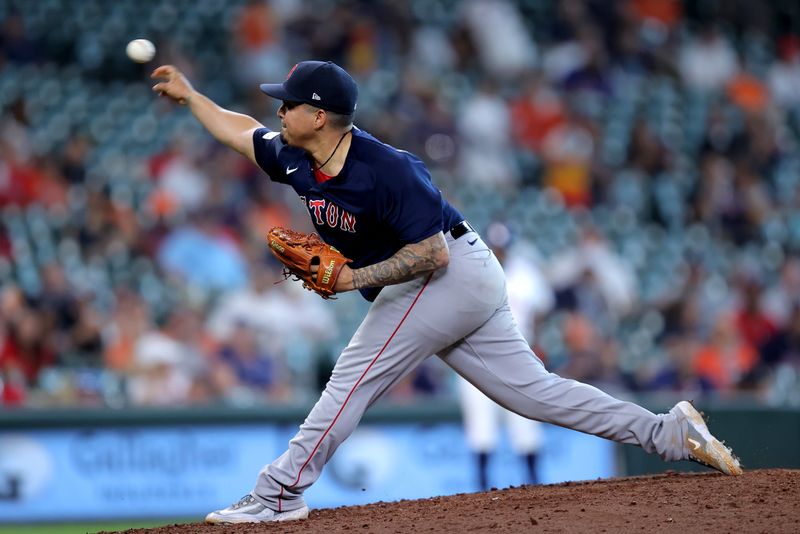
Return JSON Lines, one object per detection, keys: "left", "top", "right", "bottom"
{"left": 0, "top": 519, "right": 194, "bottom": 534}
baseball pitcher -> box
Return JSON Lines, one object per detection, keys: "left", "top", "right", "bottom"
{"left": 151, "top": 60, "right": 742, "bottom": 524}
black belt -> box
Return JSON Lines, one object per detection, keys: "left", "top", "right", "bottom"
{"left": 449, "top": 220, "right": 475, "bottom": 240}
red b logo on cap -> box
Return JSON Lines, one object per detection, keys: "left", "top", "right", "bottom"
{"left": 286, "top": 64, "right": 299, "bottom": 79}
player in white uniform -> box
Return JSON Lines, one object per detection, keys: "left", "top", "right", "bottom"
{"left": 458, "top": 222, "right": 553, "bottom": 488}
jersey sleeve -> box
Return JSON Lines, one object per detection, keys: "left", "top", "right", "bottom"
{"left": 380, "top": 156, "right": 444, "bottom": 244}
{"left": 252, "top": 127, "right": 288, "bottom": 183}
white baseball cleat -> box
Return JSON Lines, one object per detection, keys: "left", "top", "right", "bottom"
{"left": 205, "top": 494, "right": 309, "bottom": 524}
{"left": 674, "top": 401, "right": 743, "bottom": 476}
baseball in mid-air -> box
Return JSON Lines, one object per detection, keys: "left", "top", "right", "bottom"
{"left": 126, "top": 39, "right": 156, "bottom": 63}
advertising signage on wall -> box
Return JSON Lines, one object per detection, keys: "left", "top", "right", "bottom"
{"left": 0, "top": 423, "right": 613, "bottom": 522}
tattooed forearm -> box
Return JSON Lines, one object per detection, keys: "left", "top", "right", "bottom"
{"left": 352, "top": 232, "right": 449, "bottom": 289}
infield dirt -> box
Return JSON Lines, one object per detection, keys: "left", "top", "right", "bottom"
{"left": 114, "top": 468, "right": 799, "bottom": 533}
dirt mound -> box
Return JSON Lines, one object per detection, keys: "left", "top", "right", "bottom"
{"left": 114, "top": 469, "right": 799, "bottom": 533}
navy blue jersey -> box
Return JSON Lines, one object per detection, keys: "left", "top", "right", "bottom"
{"left": 252, "top": 127, "right": 463, "bottom": 301}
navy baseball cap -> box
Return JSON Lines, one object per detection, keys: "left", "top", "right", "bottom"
{"left": 260, "top": 61, "right": 358, "bottom": 115}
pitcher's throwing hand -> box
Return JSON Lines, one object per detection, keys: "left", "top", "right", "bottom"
{"left": 151, "top": 65, "right": 194, "bottom": 105}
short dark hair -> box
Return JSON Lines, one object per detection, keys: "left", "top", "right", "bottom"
{"left": 326, "top": 110, "right": 354, "bottom": 130}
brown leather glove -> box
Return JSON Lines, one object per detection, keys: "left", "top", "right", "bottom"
{"left": 267, "top": 227, "right": 351, "bottom": 299}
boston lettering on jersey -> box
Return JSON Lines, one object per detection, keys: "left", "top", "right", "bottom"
{"left": 252, "top": 127, "right": 463, "bottom": 300}
{"left": 299, "top": 197, "right": 357, "bottom": 232}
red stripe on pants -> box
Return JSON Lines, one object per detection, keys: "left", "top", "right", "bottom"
{"left": 278, "top": 274, "right": 432, "bottom": 511}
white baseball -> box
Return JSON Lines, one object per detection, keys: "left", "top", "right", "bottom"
{"left": 126, "top": 39, "right": 156, "bottom": 63}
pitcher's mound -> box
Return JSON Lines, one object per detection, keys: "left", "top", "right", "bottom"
{"left": 115, "top": 468, "right": 799, "bottom": 533}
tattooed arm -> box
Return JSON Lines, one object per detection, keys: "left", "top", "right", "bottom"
{"left": 335, "top": 232, "right": 450, "bottom": 291}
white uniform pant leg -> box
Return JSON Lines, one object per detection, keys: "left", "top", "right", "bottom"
{"left": 458, "top": 378, "right": 500, "bottom": 452}
{"left": 254, "top": 233, "right": 505, "bottom": 511}
{"left": 459, "top": 377, "right": 543, "bottom": 454}
{"left": 438, "top": 305, "right": 687, "bottom": 462}
{"left": 505, "top": 409, "right": 543, "bottom": 454}
{"left": 254, "top": 275, "right": 437, "bottom": 511}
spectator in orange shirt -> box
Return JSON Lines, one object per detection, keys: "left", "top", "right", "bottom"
{"left": 510, "top": 72, "right": 566, "bottom": 154}
{"left": 103, "top": 288, "right": 151, "bottom": 373}
{"left": 733, "top": 277, "right": 777, "bottom": 354}
{"left": 726, "top": 61, "right": 770, "bottom": 114}
{"left": 693, "top": 313, "right": 758, "bottom": 391}
{"left": 540, "top": 105, "right": 597, "bottom": 207}
{"left": 630, "top": 0, "right": 682, "bottom": 30}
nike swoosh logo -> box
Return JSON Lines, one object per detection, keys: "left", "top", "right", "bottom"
{"left": 286, "top": 166, "right": 299, "bottom": 174}
{"left": 467, "top": 238, "right": 477, "bottom": 246}
{"left": 688, "top": 437, "right": 702, "bottom": 452}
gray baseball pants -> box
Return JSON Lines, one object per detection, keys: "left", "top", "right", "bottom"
{"left": 254, "top": 230, "right": 689, "bottom": 512}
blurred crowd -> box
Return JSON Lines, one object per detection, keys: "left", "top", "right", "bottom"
{"left": 2, "top": 0, "right": 800, "bottom": 409}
